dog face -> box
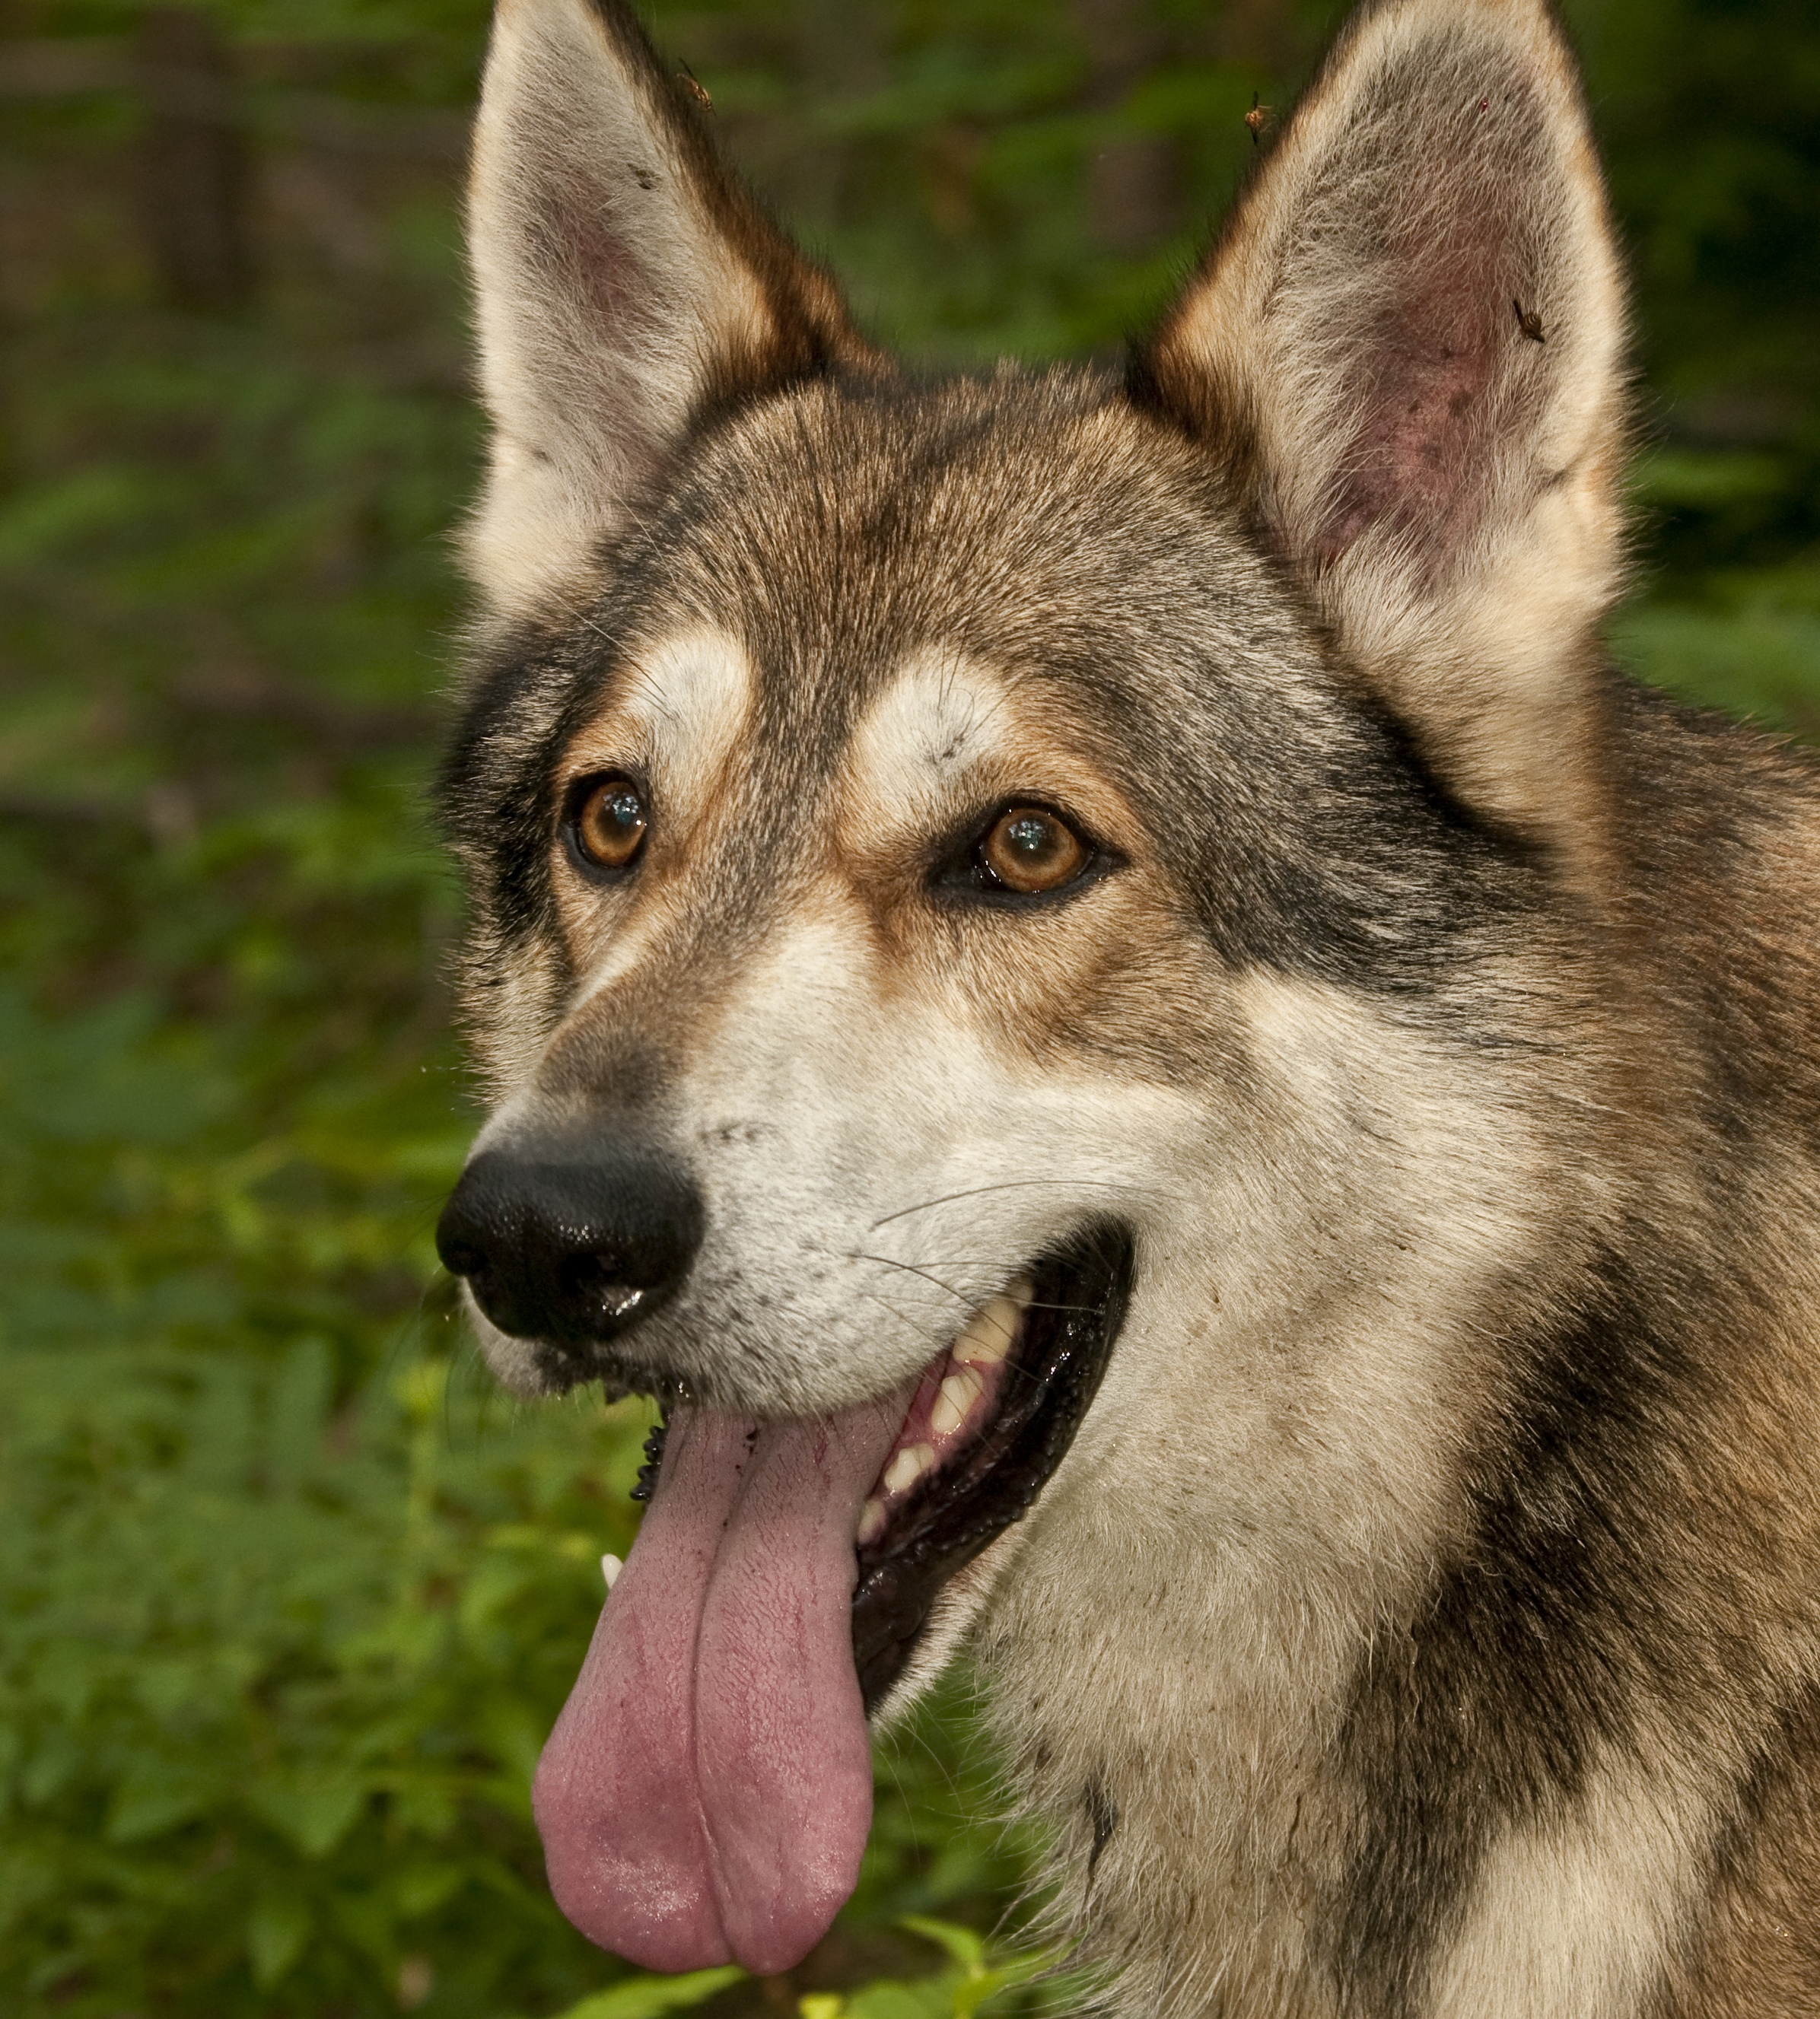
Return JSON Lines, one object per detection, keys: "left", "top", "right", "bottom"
{"left": 446, "top": 373, "right": 1554, "bottom": 1403}
{"left": 439, "top": 0, "right": 1633, "bottom": 1986}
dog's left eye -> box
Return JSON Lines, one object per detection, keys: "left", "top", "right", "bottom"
{"left": 943, "top": 803, "right": 1102, "bottom": 900}
{"left": 982, "top": 808, "right": 1086, "bottom": 892}
{"left": 565, "top": 774, "right": 649, "bottom": 874}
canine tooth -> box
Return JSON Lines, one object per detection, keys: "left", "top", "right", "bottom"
{"left": 883, "top": 1442, "right": 936, "bottom": 1495}
{"left": 932, "top": 1366, "right": 984, "bottom": 1436}
{"left": 601, "top": 1553, "right": 623, "bottom": 1591}
{"left": 956, "top": 1281, "right": 1031, "bottom": 1367}
{"left": 856, "top": 1498, "right": 887, "bottom": 1546}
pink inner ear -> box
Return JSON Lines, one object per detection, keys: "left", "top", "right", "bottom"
{"left": 1316, "top": 218, "right": 1513, "bottom": 574}
{"left": 536, "top": 172, "right": 662, "bottom": 345}
{"left": 519, "top": 168, "right": 677, "bottom": 485}
{"left": 1295, "top": 55, "right": 1564, "bottom": 582}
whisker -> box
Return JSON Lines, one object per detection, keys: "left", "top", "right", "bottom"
{"left": 851, "top": 1282, "right": 941, "bottom": 1350}
{"left": 851, "top": 1251, "right": 1102, "bottom": 1324}
{"left": 870, "top": 1177, "right": 1173, "bottom": 1232}
{"left": 849, "top": 1251, "right": 976, "bottom": 1308}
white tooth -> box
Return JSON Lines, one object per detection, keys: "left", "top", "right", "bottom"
{"left": 955, "top": 1281, "right": 1030, "bottom": 1367}
{"left": 883, "top": 1442, "right": 936, "bottom": 1496}
{"left": 856, "top": 1498, "right": 887, "bottom": 1546}
{"left": 932, "top": 1366, "right": 983, "bottom": 1436}
{"left": 601, "top": 1553, "right": 624, "bottom": 1591}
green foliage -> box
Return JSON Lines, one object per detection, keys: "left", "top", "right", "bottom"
{"left": 2, "top": 1337, "right": 647, "bottom": 2014}
{"left": 1, "top": 0, "right": 1817, "bottom": 2014}
{"left": 547, "top": 1967, "right": 749, "bottom": 2019}
{"left": 535, "top": 1919, "right": 1052, "bottom": 2019}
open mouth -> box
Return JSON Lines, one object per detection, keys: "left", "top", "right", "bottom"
{"left": 848, "top": 1221, "right": 1134, "bottom": 1708}
{"left": 615, "top": 1217, "right": 1135, "bottom": 1705}
{"left": 530, "top": 1219, "right": 1134, "bottom": 1977}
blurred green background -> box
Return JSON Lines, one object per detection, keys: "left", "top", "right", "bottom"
{"left": 0, "top": 1, "right": 1815, "bottom": 2013}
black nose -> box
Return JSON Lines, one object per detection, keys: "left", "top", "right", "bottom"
{"left": 435, "top": 1146, "right": 705, "bottom": 1349}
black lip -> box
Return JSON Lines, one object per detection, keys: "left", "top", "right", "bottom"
{"left": 850, "top": 1220, "right": 1135, "bottom": 1713}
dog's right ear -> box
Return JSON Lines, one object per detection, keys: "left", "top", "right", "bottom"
{"left": 465, "top": 0, "right": 878, "bottom": 617}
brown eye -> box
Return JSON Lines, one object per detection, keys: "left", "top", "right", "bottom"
{"left": 979, "top": 806, "right": 1088, "bottom": 894}
{"left": 571, "top": 774, "right": 648, "bottom": 872}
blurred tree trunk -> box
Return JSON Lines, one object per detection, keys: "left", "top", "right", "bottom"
{"left": 0, "top": 5, "right": 25, "bottom": 491}
{"left": 1077, "top": 0, "right": 1176, "bottom": 252}
{"left": 1213, "top": 0, "right": 1306, "bottom": 72}
{"left": 135, "top": 6, "right": 252, "bottom": 312}
{"left": 790, "top": 0, "right": 885, "bottom": 237}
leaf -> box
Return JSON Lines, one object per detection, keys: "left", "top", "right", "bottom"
{"left": 846, "top": 1986, "right": 951, "bottom": 2019}
{"left": 393, "top": 1858, "right": 465, "bottom": 1917}
{"left": 896, "top": 1917, "right": 1052, "bottom": 2018}
{"left": 389, "top": 1776, "right": 459, "bottom": 1839}
{"left": 952, "top": 1970, "right": 1033, "bottom": 2019}
{"left": 105, "top": 1764, "right": 209, "bottom": 1845}
{"left": 549, "top": 1967, "right": 747, "bottom": 2019}
{"left": 18, "top": 1740, "right": 80, "bottom": 1808}
{"left": 478, "top": 1697, "right": 547, "bottom": 1801}
{"left": 247, "top": 1771, "right": 368, "bottom": 1858}
{"left": 899, "top": 1916, "right": 987, "bottom": 1974}
{"left": 392, "top": 1359, "right": 447, "bottom": 1424}
{"left": 266, "top": 1334, "right": 333, "bottom": 1486}
{"left": 247, "top": 1888, "right": 312, "bottom": 1990}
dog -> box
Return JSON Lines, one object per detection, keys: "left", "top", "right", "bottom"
{"left": 432, "top": 0, "right": 1820, "bottom": 2011}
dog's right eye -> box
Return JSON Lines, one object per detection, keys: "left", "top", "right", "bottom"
{"left": 565, "top": 774, "right": 649, "bottom": 875}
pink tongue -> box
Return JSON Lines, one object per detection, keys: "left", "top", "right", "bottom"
{"left": 532, "top": 1394, "right": 908, "bottom": 1975}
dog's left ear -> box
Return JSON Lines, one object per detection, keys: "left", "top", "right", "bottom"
{"left": 465, "top": 0, "right": 880, "bottom": 617}
{"left": 1134, "top": 0, "right": 1627, "bottom": 847}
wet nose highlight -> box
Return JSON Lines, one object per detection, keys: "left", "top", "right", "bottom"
{"left": 435, "top": 1146, "right": 705, "bottom": 1348}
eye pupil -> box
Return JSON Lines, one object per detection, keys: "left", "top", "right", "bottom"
{"left": 980, "top": 805, "right": 1088, "bottom": 895}
{"left": 572, "top": 775, "right": 648, "bottom": 870}
{"left": 1005, "top": 815, "right": 1055, "bottom": 860}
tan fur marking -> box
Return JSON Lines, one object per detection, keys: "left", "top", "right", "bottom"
{"left": 838, "top": 652, "right": 1141, "bottom": 869}
{"left": 832, "top": 651, "right": 1204, "bottom": 1076}
{"left": 1663, "top": 1690, "right": 1820, "bottom": 2016}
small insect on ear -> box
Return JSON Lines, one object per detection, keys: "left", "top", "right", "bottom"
{"left": 464, "top": 0, "right": 886, "bottom": 619}
{"left": 1132, "top": 0, "right": 1629, "bottom": 865}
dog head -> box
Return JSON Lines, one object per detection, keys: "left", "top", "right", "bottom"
{"left": 438, "top": 0, "right": 1630, "bottom": 1976}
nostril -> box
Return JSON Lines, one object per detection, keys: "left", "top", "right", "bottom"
{"left": 560, "top": 1250, "right": 619, "bottom": 1296}
{"left": 439, "top": 1238, "right": 490, "bottom": 1283}
{"left": 558, "top": 1249, "right": 645, "bottom": 1325}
